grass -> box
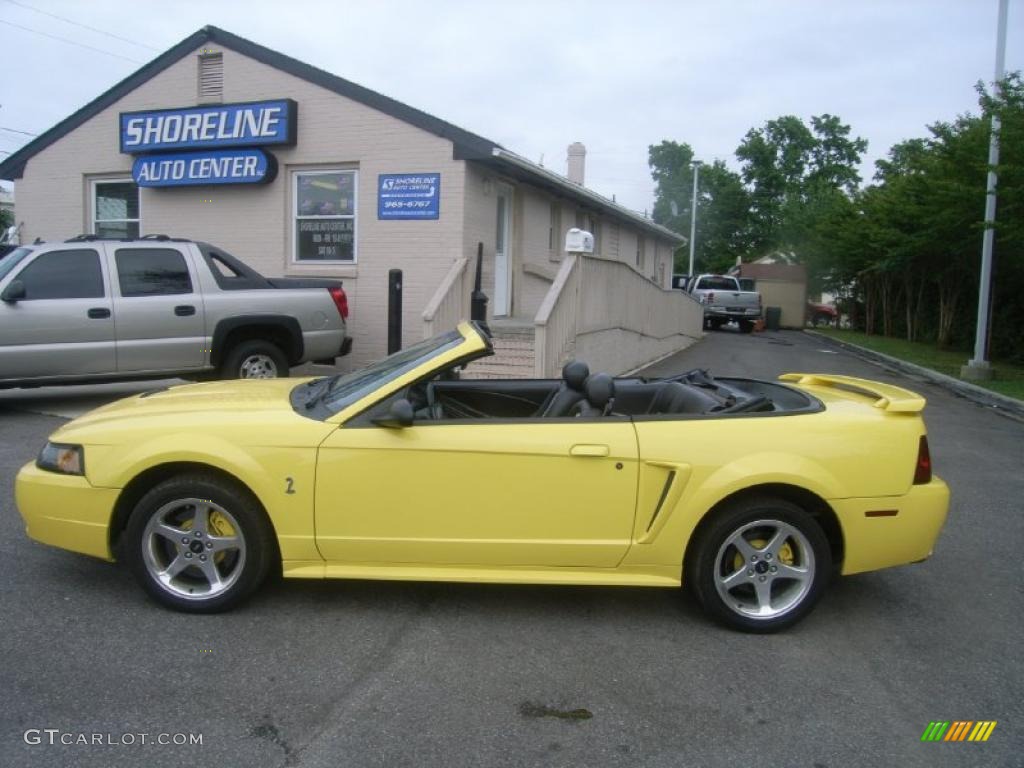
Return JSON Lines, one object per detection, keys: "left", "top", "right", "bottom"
{"left": 811, "top": 328, "right": 1024, "bottom": 402}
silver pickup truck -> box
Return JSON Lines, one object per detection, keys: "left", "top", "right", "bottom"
{"left": 0, "top": 236, "right": 350, "bottom": 387}
{"left": 687, "top": 274, "right": 762, "bottom": 333}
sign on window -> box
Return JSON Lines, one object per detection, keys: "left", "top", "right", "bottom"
{"left": 296, "top": 219, "right": 354, "bottom": 261}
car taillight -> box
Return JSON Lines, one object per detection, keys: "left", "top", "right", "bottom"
{"left": 707, "top": 291, "right": 715, "bottom": 303}
{"left": 328, "top": 286, "right": 349, "bottom": 319}
{"left": 913, "top": 435, "right": 932, "bottom": 485}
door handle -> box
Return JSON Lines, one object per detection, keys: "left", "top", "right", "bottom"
{"left": 87, "top": 307, "right": 110, "bottom": 319}
{"left": 174, "top": 305, "right": 196, "bottom": 316}
{"left": 570, "top": 444, "right": 610, "bottom": 457}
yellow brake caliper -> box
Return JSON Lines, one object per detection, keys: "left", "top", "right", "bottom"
{"left": 182, "top": 510, "right": 237, "bottom": 565}
{"left": 733, "top": 537, "right": 795, "bottom": 572}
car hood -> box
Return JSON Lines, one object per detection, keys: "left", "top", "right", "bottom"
{"left": 49, "top": 378, "right": 316, "bottom": 441}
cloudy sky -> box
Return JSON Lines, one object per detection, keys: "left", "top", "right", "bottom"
{"left": 1, "top": 0, "right": 1020, "bottom": 212}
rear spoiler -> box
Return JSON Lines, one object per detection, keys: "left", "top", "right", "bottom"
{"left": 778, "top": 373, "right": 926, "bottom": 413}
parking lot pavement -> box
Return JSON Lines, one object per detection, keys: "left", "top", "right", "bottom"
{"left": 1, "top": 328, "right": 1021, "bottom": 768}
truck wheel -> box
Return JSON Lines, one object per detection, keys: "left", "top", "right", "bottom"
{"left": 686, "top": 496, "right": 832, "bottom": 633}
{"left": 123, "top": 473, "right": 276, "bottom": 613}
{"left": 709, "top": 319, "right": 725, "bottom": 331}
{"left": 221, "top": 340, "right": 289, "bottom": 379}
{"left": 738, "top": 320, "right": 754, "bottom": 333}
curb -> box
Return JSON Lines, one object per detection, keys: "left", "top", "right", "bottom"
{"left": 805, "top": 330, "right": 1024, "bottom": 419}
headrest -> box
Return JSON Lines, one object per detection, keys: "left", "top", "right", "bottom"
{"left": 584, "top": 373, "right": 615, "bottom": 407}
{"left": 562, "top": 360, "right": 590, "bottom": 391}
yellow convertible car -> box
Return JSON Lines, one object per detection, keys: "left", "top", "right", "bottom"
{"left": 15, "top": 322, "right": 949, "bottom": 632}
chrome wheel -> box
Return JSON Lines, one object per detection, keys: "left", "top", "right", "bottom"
{"left": 141, "top": 498, "right": 246, "bottom": 601}
{"left": 239, "top": 354, "right": 278, "bottom": 378}
{"left": 713, "top": 518, "right": 814, "bottom": 620}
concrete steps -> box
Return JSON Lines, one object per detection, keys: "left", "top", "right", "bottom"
{"left": 465, "top": 325, "right": 536, "bottom": 379}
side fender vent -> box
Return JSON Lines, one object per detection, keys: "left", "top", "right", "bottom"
{"left": 647, "top": 470, "right": 676, "bottom": 533}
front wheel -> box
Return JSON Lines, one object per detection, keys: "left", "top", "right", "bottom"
{"left": 686, "top": 496, "right": 832, "bottom": 632}
{"left": 123, "top": 474, "right": 276, "bottom": 613}
{"left": 221, "top": 340, "right": 289, "bottom": 379}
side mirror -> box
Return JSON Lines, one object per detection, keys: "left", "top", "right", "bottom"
{"left": 373, "top": 398, "right": 415, "bottom": 429}
{"left": 1, "top": 280, "right": 26, "bottom": 302}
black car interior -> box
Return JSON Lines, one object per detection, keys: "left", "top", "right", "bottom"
{"left": 390, "top": 360, "right": 815, "bottom": 422}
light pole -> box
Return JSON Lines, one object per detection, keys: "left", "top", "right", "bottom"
{"left": 688, "top": 160, "right": 701, "bottom": 277}
{"left": 963, "top": 0, "right": 1008, "bottom": 381}
{"left": 684, "top": 163, "right": 700, "bottom": 278}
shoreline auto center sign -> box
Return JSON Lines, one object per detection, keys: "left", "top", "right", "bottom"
{"left": 119, "top": 99, "right": 296, "bottom": 187}
{"left": 378, "top": 174, "right": 440, "bottom": 220}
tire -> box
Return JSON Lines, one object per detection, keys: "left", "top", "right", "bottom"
{"left": 708, "top": 318, "right": 725, "bottom": 331}
{"left": 738, "top": 319, "right": 754, "bottom": 333}
{"left": 686, "top": 495, "right": 832, "bottom": 633}
{"left": 123, "top": 474, "right": 276, "bottom": 613}
{"left": 221, "top": 339, "right": 289, "bottom": 379}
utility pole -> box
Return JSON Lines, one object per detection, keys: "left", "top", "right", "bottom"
{"left": 963, "top": 0, "right": 1008, "bottom": 381}
{"left": 688, "top": 161, "right": 701, "bottom": 277}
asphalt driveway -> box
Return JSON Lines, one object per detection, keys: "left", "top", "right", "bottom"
{"left": 0, "top": 328, "right": 1020, "bottom": 768}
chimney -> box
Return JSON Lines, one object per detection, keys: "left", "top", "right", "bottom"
{"left": 567, "top": 142, "right": 586, "bottom": 185}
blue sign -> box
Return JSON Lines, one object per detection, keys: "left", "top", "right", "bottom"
{"left": 131, "top": 149, "right": 277, "bottom": 187}
{"left": 378, "top": 173, "right": 440, "bottom": 220}
{"left": 120, "top": 99, "right": 297, "bottom": 153}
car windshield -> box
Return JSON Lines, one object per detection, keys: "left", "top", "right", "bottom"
{"left": 0, "top": 246, "right": 33, "bottom": 282}
{"left": 322, "top": 330, "right": 464, "bottom": 411}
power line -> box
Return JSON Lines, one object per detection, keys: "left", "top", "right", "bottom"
{"left": 2, "top": 0, "right": 161, "bottom": 52}
{"left": 0, "top": 125, "right": 38, "bottom": 137}
{"left": 0, "top": 18, "right": 144, "bottom": 64}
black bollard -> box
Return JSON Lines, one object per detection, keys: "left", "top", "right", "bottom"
{"left": 387, "top": 269, "right": 402, "bottom": 354}
{"left": 470, "top": 242, "right": 490, "bottom": 336}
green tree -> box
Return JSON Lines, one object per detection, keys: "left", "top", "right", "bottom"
{"left": 648, "top": 141, "right": 753, "bottom": 274}
{"left": 736, "top": 114, "right": 867, "bottom": 252}
{"left": 689, "top": 160, "right": 754, "bottom": 273}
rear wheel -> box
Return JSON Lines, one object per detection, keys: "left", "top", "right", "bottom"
{"left": 708, "top": 318, "right": 726, "bottom": 331}
{"left": 687, "top": 496, "right": 831, "bottom": 632}
{"left": 123, "top": 474, "right": 276, "bottom": 613}
{"left": 221, "top": 339, "right": 289, "bottom": 379}
{"left": 738, "top": 319, "right": 754, "bottom": 333}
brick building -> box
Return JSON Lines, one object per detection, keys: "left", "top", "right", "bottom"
{"left": 0, "top": 25, "right": 685, "bottom": 368}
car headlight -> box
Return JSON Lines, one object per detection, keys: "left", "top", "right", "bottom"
{"left": 37, "top": 442, "right": 85, "bottom": 475}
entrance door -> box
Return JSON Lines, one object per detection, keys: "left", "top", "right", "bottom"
{"left": 493, "top": 185, "right": 512, "bottom": 316}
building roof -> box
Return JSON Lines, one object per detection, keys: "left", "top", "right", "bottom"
{"left": 736, "top": 262, "right": 807, "bottom": 281}
{"left": 0, "top": 25, "right": 683, "bottom": 244}
{"left": 485, "top": 149, "right": 685, "bottom": 243}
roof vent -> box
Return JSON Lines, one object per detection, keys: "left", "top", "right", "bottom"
{"left": 198, "top": 52, "right": 224, "bottom": 103}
